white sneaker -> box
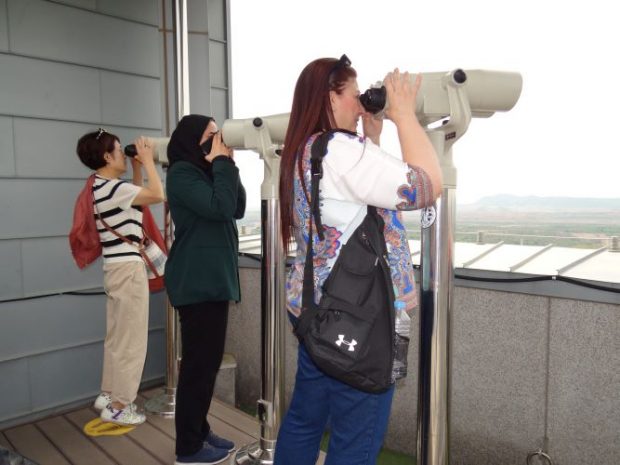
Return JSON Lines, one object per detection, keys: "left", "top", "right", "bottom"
{"left": 93, "top": 392, "right": 112, "bottom": 412}
{"left": 100, "top": 403, "right": 146, "bottom": 426}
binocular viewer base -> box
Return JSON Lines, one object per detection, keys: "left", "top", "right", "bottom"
{"left": 144, "top": 387, "right": 176, "bottom": 417}
{"left": 235, "top": 438, "right": 276, "bottom": 464}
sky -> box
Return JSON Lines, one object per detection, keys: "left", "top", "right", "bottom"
{"left": 229, "top": 0, "right": 620, "bottom": 210}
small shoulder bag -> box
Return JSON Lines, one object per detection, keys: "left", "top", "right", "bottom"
{"left": 294, "top": 130, "right": 396, "bottom": 393}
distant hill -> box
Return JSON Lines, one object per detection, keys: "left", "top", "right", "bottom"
{"left": 461, "top": 194, "right": 620, "bottom": 212}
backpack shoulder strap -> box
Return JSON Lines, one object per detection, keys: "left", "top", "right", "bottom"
{"left": 308, "top": 129, "right": 357, "bottom": 241}
{"left": 302, "top": 129, "right": 358, "bottom": 312}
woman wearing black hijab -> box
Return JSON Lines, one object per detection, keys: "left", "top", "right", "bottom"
{"left": 165, "top": 114, "right": 246, "bottom": 465}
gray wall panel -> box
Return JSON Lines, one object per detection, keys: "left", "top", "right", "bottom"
{"left": 28, "top": 331, "right": 165, "bottom": 411}
{"left": 0, "top": 116, "right": 15, "bottom": 176}
{"left": 22, "top": 237, "right": 103, "bottom": 295}
{"left": 0, "top": 292, "right": 165, "bottom": 419}
{"left": 0, "top": 240, "right": 22, "bottom": 300}
{"left": 0, "top": 179, "right": 84, "bottom": 239}
{"left": 0, "top": 294, "right": 105, "bottom": 362}
{"left": 209, "top": 40, "right": 227, "bottom": 88}
{"left": 210, "top": 88, "right": 228, "bottom": 126}
{"left": 100, "top": 71, "right": 162, "bottom": 129}
{"left": 207, "top": 0, "right": 226, "bottom": 41}
{"left": 14, "top": 118, "right": 162, "bottom": 178}
{"left": 0, "top": 0, "right": 8, "bottom": 51}
{"left": 188, "top": 35, "right": 211, "bottom": 116}
{"left": 547, "top": 299, "right": 620, "bottom": 465}
{"left": 0, "top": 292, "right": 166, "bottom": 363}
{"left": 450, "top": 288, "right": 548, "bottom": 465}
{"left": 29, "top": 343, "right": 104, "bottom": 410}
{"left": 0, "top": 55, "right": 100, "bottom": 122}
{"left": 15, "top": 119, "right": 93, "bottom": 179}
{"left": 97, "top": 0, "right": 159, "bottom": 26}
{"left": 188, "top": 0, "right": 208, "bottom": 32}
{"left": 0, "top": 360, "right": 30, "bottom": 421}
{"left": 9, "top": 0, "right": 159, "bottom": 77}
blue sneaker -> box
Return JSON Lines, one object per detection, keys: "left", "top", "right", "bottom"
{"left": 175, "top": 444, "right": 230, "bottom": 464}
{"left": 205, "top": 430, "right": 235, "bottom": 452}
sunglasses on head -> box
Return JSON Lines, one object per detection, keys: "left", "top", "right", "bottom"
{"left": 95, "top": 127, "right": 107, "bottom": 140}
{"left": 330, "top": 54, "right": 351, "bottom": 77}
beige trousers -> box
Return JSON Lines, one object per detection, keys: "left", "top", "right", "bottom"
{"left": 101, "top": 261, "right": 149, "bottom": 406}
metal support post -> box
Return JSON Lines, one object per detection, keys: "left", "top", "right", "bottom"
{"left": 235, "top": 119, "right": 286, "bottom": 465}
{"left": 417, "top": 74, "right": 471, "bottom": 465}
{"left": 144, "top": 0, "right": 189, "bottom": 416}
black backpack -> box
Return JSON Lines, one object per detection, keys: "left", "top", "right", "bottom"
{"left": 294, "top": 130, "right": 396, "bottom": 393}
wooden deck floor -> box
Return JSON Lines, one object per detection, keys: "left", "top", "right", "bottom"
{"left": 0, "top": 388, "right": 325, "bottom": 465}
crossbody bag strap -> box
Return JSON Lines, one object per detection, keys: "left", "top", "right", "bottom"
{"left": 93, "top": 194, "right": 161, "bottom": 276}
{"left": 93, "top": 200, "right": 145, "bottom": 248}
{"left": 301, "top": 131, "right": 333, "bottom": 312}
{"left": 301, "top": 180, "right": 317, "bottom": 312}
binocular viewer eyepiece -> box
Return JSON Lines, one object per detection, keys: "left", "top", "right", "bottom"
{"left": 359, "top": 86, "right": 387, "bottom": 115}
{"left": 124, "top": 144, "right": 138, "bottom": 157}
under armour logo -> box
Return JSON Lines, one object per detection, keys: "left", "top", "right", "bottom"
{"left": 335, "top": 334, "right": 357, "bottom": 352}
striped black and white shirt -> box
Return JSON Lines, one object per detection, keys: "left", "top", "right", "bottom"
{"left": 93, "top": 175, "right": 143, "bottom": 263}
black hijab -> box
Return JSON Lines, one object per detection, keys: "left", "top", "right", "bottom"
{"left": 167, "top": 114, "right": 214, "bottom": 175}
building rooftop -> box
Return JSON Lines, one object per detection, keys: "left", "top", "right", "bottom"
{"left": 239, "top": 234, "right": 620, "bottom": 285}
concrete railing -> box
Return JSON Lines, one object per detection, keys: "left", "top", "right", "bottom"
{"left": 226, "top": 267, "right": 619, "bottom": 465}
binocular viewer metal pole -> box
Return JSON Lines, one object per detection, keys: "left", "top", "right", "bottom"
{"left": 143, "top": 208, "right": 180, "bottom": 417}
{"left": 414, "top": 69, "right": 522, "bottom": 465}
{"left": 228, "top": 117, "right": 288, "bottom": 464}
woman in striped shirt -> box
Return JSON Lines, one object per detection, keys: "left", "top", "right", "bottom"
{"left": 76, "top": 128, "right": 164, "bottom": 426}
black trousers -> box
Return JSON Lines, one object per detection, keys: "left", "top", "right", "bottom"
{"left": 175, "top": 301, "right": 229, "bottom": 456}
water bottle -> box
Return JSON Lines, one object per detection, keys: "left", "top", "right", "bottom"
{"left": 393, "top": 300, "right": 411, "bottom": 379}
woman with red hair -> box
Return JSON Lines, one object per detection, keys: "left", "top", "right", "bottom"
{"left": 275, "top": 55, "right": 442, "bottom": 465}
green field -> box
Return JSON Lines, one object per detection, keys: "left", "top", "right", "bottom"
{"left": 401, "top": 209, "right": 619, "bottom": 249}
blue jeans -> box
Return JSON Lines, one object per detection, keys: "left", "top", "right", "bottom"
{"left": 274, "top": 343, "right": 395, "bottom": 465}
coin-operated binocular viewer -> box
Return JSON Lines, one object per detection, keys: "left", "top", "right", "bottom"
{"left": 361, "top": 68, "right": 522, "bottom": 465}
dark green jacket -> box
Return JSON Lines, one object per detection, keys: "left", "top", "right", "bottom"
{"left": 164, "top": 159, "right": 246, "bottom": 306}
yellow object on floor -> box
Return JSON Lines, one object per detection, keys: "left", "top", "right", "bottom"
{"left": 83, "top": 418, "right": 135, "bottom": 436}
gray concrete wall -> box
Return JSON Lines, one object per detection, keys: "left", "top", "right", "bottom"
{"left": 0, "top": 0, "right": 231, "bottom": 426}
{"left": 227, "top": 268, "right": 620, "bottom": 465}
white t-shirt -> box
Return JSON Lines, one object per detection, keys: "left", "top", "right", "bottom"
{"left": 93, "top": 175, "right": 143, "bottom": 264}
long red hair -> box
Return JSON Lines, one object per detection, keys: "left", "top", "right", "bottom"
{"left": 279, "top": 57, "right": 357, "bottom": 249}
